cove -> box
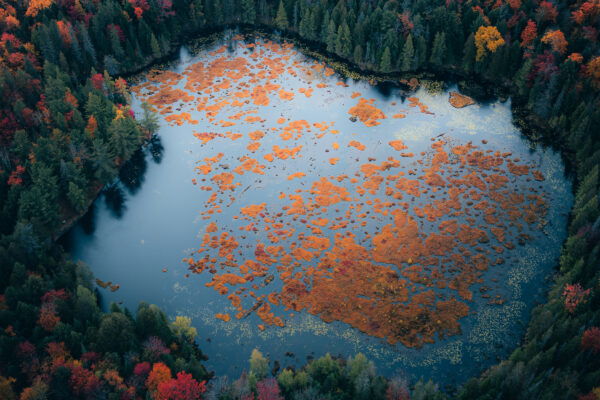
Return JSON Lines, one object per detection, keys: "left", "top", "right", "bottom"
{"left": 63, "top": 32, "right": 572, "bottom": 386}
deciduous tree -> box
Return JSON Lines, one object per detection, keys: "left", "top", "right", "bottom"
{"left": 475, "top": 26, "right": 505, "bottom": 61}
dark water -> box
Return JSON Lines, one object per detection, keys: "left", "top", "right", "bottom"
{"left": 63, "top": 34, "right": 572, "bottom": 386}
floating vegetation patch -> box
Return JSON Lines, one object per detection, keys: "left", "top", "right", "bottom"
{"left": 131, "top": 36, "right": 558, "bottom": 350}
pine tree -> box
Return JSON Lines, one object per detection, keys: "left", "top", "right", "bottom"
{"left": 380, "top": 47, "right": 392, "bottom": 72}
{"left": 415, "top": 35, "right": 427, "bottom": 69}
{"left": 335, "top": 22, "right": 352, "bottom": 58}
{"left": 353, "top": 44, "right": 363, "bottom": 65}
{"left": 275, "top": 0, "right": 288, "bottom": 30}
{"left": 326, "top": 19, "right": 337, "bottom": 53}
{"left": 150, "top": 33, "right": 161, "bottom": 59}
{"left": 462, "top": 33, "right": 476, "bottom": 73}
{"left": 241, "top": 0, "right": 256, "bottom": 24}
{"left": 400, "top": 34, "right": 414, "bottom": 71}
{"left": 429, "top": 32, "right": 447, "bottom": 66}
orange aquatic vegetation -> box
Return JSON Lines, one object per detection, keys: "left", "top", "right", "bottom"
{"left": 389, "top": 140, "right": 408, "bottom": 151}
{"left": 211, "top": 172, "right": 237, "bottom": 191}
{"left": 348, "top": 140, "right": 366, "bottom": 151}
{"left": 279, "top": 90, "right": 295, "bottom": 100}
{"left": 233, "top": 157, "right": 265, "bottom": 175}
{"left": 407, "top": 97, "right": 434, "bottom": 114}
{"left": 147, "top": 87, "right": 194, "bottom": 107}
{"left": 137, "top": 38, "right": 550, "bottom": 344}
{"left": 247, "top": 142, "right": 261, "bottom": 152}
{"left": 165, "top": 112, "right": 198, "bottom": 126}
{"left": 240, "top": 203, "right": 267, "bottom": 218}
{"left": 449, "top": 92, "right": 476, "bottom": 108}
{"left": 288, "top": 172, "right": 306, "bottom": 180}
{"left": 215, "top": 313, "right": 231, "bottom": 322}
{"left": 298, "top": 87, "right": 314, "bottom": 97}
{"left": 348, "top": 98, "right": 386, "bottom": 127}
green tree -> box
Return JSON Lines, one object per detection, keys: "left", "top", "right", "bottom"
{"left": 136, "top": 302, "right": 173, "bottom": 342}
{"left": 326, "top": 19, "right": 337, "bottom": 52}
{"left": 139, "top": 102, "right": 160, "bottom": 136}
{"left": 430, "top": 32, "right": 447, "bottom": 66}
{"left": 108, "top": 115, "right": 141, "bottom": 161}
{"left": 91, "top": 139, "right": 117, "bottom": 184}
{"left": 353, "top": 44, "right": 363, "bottom": 65}
{"left": 335, "top": 22, "right": 352, "bottom": 58}
{"left": 18, "top": 164, "right": 60, "bottom": 232}
{"left": 400, "top": 34, "right": 415, "bottom": 71}
{"left": 241, "top": 0, "right": 256, "bottom": 24}
{"left": 74, "top": 285, "right": 100, "bottom": 326}
{"left": 96, "top": 312, "right": 136, "bottom": 353}
{"left": 275, "top": 1, "right": 288, "bottom": 30}
{"left": 67, "top": 182, "right": 88, "bottom": 213}
{"left": 150, "top": 33, "right": 161, "bottom": 59}
{"left": 380, "top": 47, "right": 392, "bottom": 72}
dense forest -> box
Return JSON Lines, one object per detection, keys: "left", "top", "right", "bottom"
{"left": 0, "top": 0, "right": 599, "bottom": 398}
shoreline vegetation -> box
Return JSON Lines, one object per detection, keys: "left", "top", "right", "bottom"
{"left": 0, "top": 0, "right": 598, "bottom": 398}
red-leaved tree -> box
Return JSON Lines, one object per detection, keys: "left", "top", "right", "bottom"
{"left": 581, "top": 327, "right": 600, "bottom": 354}
{"left": 156, "top": 371, "right": 206, "bottom": 400}
{"left": 563, "top": 283, "right": 591, "bottom": 313}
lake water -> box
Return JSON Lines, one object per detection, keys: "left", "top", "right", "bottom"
{"left": 63, "top": 33, "right": 573, "bottom": 385}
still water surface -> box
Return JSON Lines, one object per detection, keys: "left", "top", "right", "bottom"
{"left": 64, "top": 34, "right": 572, "bottom": 385}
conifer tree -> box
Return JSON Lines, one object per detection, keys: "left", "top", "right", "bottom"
{"left": 400, "top": 34, "right": 414, "bottom": 71}
{"left": 275, "top": 0, "right": 288, "bottom": 30}
{"left": 430, "top": 32, "right": 447, "bottom": 66}
{"left": 380, "top": 47, "right": 392, "bottom": 72}
{"left": 241, "top": 0, "right": 256, "bottom": 24}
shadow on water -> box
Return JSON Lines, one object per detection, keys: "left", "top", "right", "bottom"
{"left": 62, "top": 137, "right": 165, "bottom": 245}
{"left": 78, "top": 203, "right": 97, "bottom": 236}
{"left": 148, "top": 134, "right": 164, "bottom": 164}
{"left": 119, "top": 149, "right": 148, "bottom": 195}
{"left": 103, "top": 184, "right": 127, "bottom": 219}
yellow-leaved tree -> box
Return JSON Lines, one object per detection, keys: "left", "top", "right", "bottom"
{"left": 474, "top": 26, "right": 505, "bottom": 61}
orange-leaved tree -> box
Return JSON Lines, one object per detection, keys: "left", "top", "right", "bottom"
{"left": 541, "top": 30, "right": 568, "bottom": 54}
{"left": 475, "top": 26, "right": 505, "bottom": 61}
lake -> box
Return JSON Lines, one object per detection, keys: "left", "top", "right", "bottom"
{"left": 63, "top": 32, "right": 572, "bottom": 386}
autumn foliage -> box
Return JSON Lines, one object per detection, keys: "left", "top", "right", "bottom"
{"left": 581, "top": 327, "right": 600, "bottom": 354}
{"left": 520, "top": 20, "right": 537, "bottom": 47}
{"left": 475, "top": 26, "right": 505, "bottom": 60}
{"left": 541, "top": 30, "right": 568, "bottom": 54}
{"left": 25, "top": 0, "right": 54, "bottom": 17}
{"left": 563, "top": 283, "right": 591, "bottom": 313}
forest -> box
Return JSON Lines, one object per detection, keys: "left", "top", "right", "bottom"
{"left": 0, "top": 0, "right": 599, "bottom": 398}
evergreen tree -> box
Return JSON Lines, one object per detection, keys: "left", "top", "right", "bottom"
{"left": 326, "top": 19, "right": 337, "bottom": 53}
{"left": 462, "top": 33, "right": 476, "bottom": 73}
{"left": 91, "top": 139, "right": 117, "bottom": 184}
{"left": 17, "top": 163, "right": 60, "bottom": 232}
{"left": 400, "top": 34, "right": 415, "bottom": 72}
{"left": 380, "top": 47, "right": 392, "bottom": 72}
{"left": 150, "top": 33, "right": 161, "bottom": 59}
{"left": 67, "top": 182, "right": 88, "bottom": 213}
{"left": 353, "top": 44, "right": 363, "bottom": 65}
{"left": 275, "top": 0, "right": 288, "bottom": 30}
{"left": 430, "top": 32, "right": 447, "bottom": 66}
{"left": 241, "top": 0, "right": 256, "bottom": 24}
{"left": 108, "top": 116, "right": 141, "bottom": 161}
{"left": 335, "top": 22, "right": 352, "bottom": 58}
